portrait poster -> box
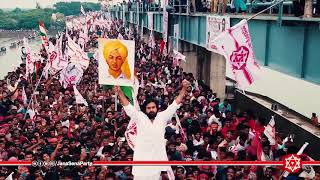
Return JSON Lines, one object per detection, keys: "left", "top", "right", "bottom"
{"left": 98, "top": 39, "right": 135, "bottom": 86}
{"left": 206, "top": 15, "right": 230, "bottom": 53}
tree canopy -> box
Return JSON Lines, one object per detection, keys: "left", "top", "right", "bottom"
{"left": 0, "top": 1, "right": 101, "bottom": 30}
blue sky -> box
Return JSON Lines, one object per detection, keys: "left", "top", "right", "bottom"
{"left": 1, "top": 0, "right": 99, "bottom": 9}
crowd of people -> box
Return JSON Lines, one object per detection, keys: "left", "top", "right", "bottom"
{"left": 0, "top": 12, "right": 319, "bottom": 180}
{"left": 108, "top": 0, "right": 320, "bottom": 17}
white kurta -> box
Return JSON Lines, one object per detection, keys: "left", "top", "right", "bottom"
{"left": 123, "top": 101, "right": 180, "bottom": 177}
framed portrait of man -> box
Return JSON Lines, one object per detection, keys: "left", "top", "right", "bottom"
{"left": 98, "top": 39, "right": 135, "bottom": 86}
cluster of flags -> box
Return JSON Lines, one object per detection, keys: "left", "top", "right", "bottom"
{"left": 23, "top": 9, "right": 111, "bottom": 108}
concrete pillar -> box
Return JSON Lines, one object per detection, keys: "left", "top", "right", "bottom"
{"left": 197, "top": 47, "right": 211, "bottom": 85}
{"left": 181, "top": 51, "right": 198, "bottom": 80}
{"left": 210, "top": 52, "right": 226, "bottom": 100}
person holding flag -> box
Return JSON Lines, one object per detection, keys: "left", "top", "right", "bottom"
{"left": 39, "top": 21, "right": 49, "bottom": 48}
{"left": 113, "top": 79, "right": 191, "bottom": 180}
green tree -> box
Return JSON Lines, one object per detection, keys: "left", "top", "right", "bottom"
{"left": 12, "top": 8, "right": 22, "bottom": 13}
{"left": 0, "top": 1, "right": 100, "bottom": 30}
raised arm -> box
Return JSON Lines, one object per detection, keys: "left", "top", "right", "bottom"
{"left": 113, "top": 86, "right": 138, "bottom": 118}
{"left": 174, "top": 79, "right": 190, "bottom": 105}
{"left": 113, "top": 86, "right": 130, "bottom": 106}
{"left": 161, "top": 80, "right": 190, "bottom": 121}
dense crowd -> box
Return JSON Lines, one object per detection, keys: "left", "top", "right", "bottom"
{"left": 109, "top": 0, "right": 320, "bottom": 17}
{"left": 0, "top": 15, "right": 319, "bottom": 180}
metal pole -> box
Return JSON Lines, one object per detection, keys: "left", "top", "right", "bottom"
{"left": 187, "top": 0, "right": 190, "bottom": 14}
{"left": 247, "top": 0, "right": 284, "bottom": 21}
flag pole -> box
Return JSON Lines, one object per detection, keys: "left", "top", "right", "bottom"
{"left": 115, "top": 92, "right": 118, "bottom": 112}
{"left": 247, "top": 0, "right": 284, "bottom": 21}
{"left": 23, "top": 64, "right": 47, "bottom": 120}
{"left": 24, "top": 22, "right": 51, "bottom": 120}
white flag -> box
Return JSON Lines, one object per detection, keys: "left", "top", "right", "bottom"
{"left": 264, "top": 116, "right": 276, "bottom": 145}
{"left": 22, "top": 87, "right": 27, "bottom": 105}
{"left": 23, "top": 38, "right": 34, "bottom": 79}
{"left": 213, "top": 20, "right": 261, "bottom": 89}
{"left": 148, "top": 31, "right": 155, "bottom": 48}
{"left": 117, "top": 33, "right": 124, "bottom": 40}
{"left": 81, "top": 5, "right": 86, "bottom": 15}
{"left": 73, "top": 86, "right": 88, "bottom": 106}
{"left": 5, "top": 172, "right": 14, "bottom": 180}
{"left": 173, "top": 50, "right": 186, "bottom": 68}
{"left": 140, "top": 19, "right": 144, "bottom": 38}
{"left": 67, "top": 35, "right": 89, "bottom": 70}
{"left": 60, "top": 63, "right": 83, "bottom": 88}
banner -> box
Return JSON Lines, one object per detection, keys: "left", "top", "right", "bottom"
{"left": 140, "top": 20, "right": 144, "bottom": 38}
{"left": 173, "top": 24, "right": 179, "bottom": 50}
{"left": 23, "top": 38, "right": 34, "bottom": 79}
{"left": 98, "top": 39, "right": 135, "bottom": 86}
{"left": 130, "top": 11, "right": 133, "bottom": 23}
{"left": 213, "top": 20, "right": 261, "bottom": 89}
{"left": 124, "top": 76, "right": 139, "bottom": 149}
{"left": 163, "top": 12, "right": 168, "bottom": 42}
{"left": 162, "top": 0, "right": 168, "bottom": 42}
{"left": 137, "top": 2, "right": 139, "bottom": 25}
{"left": 206, "top": 15, "right": 230, "bottom": 53}
{"left": 122, "top": 5, "right": 125, "bottom": 24}
{"left": 147, "top": 12, "right": 153, "bottom": 30}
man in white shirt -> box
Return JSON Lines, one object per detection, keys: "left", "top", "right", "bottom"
{"left": 114, "top": 79, "right": 190, "bottom": 180}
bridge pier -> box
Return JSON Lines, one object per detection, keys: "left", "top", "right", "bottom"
{"left": 180, "top": 41, "right": 226, "bottom": 99}
{"left": 181, "top": 51, "right": 198, "bottom": 80}
{"left": 209, "top": 52, "right": 226, "bottom": 100}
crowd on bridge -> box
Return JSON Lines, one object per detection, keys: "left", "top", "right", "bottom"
{"left": 108, "top": 0, "right": 320, "bottom": 17}
{"left": 0, "top": 11, "right": 318, "bottom": 180}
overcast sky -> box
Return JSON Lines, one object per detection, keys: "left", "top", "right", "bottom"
{"left": 1, "top": 0, "right": 99, "bottom": 9}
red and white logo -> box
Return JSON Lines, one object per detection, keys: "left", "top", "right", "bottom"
{"left": 230, "top": 46, "right": 249, "bottom": 70}
{"left": 49, "top": 51, "right": 57, "bottom": 62}
{"left": 283, "top": 154, "right": 302, "bottom": 173}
